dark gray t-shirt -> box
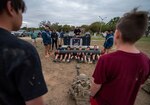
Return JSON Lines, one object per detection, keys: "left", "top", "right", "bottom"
{"left": 0, "top": 28, "right": 48, "bottom": 105}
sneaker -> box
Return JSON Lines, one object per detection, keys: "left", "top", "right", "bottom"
{"left": 67, "top": 59, "right": 70, "bottom": 63}
{"left": 62, "top": 59, "right": 66, "bottom": 62}
{"left": 71, "top": 56, "right": 74, "bottom": 59}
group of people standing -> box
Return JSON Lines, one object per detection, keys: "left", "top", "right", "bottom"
{"left": 41, "top": 25, "right": 64, "bottom": 58}
{"left": 30, "top": 26, "right": 82, "bottom": 58}
{"left": 41, "top": 26, "right": 82, "bottom": 58}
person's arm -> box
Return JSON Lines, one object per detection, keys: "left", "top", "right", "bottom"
{"left": 91, "top": 57, "right": 107, "bottom": 97}
{"left": 51, "top": 33, "right": 54, "bottom": 38}
{"left": 26, "top": 97, "right": 45, "bottom": 105}
{"left": 90, "top": 78, "right": 101, "bottom": 97}
{"left": 41, "top": 32, "right": 47, "bottom": 40}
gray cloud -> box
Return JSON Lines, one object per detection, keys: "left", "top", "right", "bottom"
{"left": 22, "top": 0, "right": 150, "bottom": 27}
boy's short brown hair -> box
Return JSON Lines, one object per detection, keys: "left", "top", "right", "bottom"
{"left": 116, "top": 8, "right": 149, "bottom": 43}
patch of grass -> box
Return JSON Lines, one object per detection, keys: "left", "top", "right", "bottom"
{"left": 91, "top": 36, "right": 104, "bottom": 41}
{"left": 135, "top": 37, "right": 150, "bottom": 56}
{"left": 139, "top": 37, "right": 150, "bottom": 42}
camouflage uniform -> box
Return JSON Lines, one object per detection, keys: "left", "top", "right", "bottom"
{"left": 69, "top": 74, "right": 91, "bottom": 105}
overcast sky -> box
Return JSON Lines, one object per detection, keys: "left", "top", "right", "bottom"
{"left": 22, "top": 0, "right": 150, "bottom": 28}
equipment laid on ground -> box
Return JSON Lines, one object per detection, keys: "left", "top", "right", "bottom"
{"left": 58, "top": 49, "right": 100, "bottom": 54}
{"left": 68, "top": 64, "right": 91, "bottom": 105}
{"left": 58, "top": 44, "right": 101, "bottom": 55}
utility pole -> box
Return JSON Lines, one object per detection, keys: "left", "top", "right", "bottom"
{"left": 99, "top": 16, "right": 107, "bottom": 34}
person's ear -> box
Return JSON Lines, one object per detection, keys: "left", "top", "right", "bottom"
{"left": 115, "top": 29, "right": 121, "bottom": 40}
{"left": 6, "top": 1, "right": 16, "bottom": 16}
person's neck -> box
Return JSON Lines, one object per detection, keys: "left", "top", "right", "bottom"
{"left": 0, "top": 19, "right": 12, "bottom": 32}
{"left": 117, "top": 43, "right": 140, "bottom": 53}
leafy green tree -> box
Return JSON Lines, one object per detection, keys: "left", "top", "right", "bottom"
{"left": 70, "top": 26, "right": 75, "bottom": 31}
{"left": 89, "top": 22, "right": 101, "bottom": 33}
{"left": 51, "top": 22, "right": 59, "bottom": 31}
{"left": 81, "top": 25, "right": 90, "bottom": 32}
{"left": 99, "top": 22, "right": 106, "bottom": 32}
{"left": 38, "top": 17, "right": 121, "bottom": 33}
{"left": 21, "top": 27, "right": 27, "bottom": 30}
{"left": 57, "top": 25, "right": 63, "bottom": 32}
{"left": 62, "top": 25, "right": 72, "bottom": 32}
{"left": 106, "top": 17, "right": 120, "bottom": 31}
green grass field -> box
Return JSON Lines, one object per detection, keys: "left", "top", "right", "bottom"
{"left": 91, "top": 36, "right": 150, "bottom": 56}
{"left": 136, "top": 37, "right": 150, "bottom": 56}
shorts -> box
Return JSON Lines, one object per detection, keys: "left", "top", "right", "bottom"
{"left": 43, "top": 39, "right": 52, "bottom": 46}
{"left": 44, "top": 42, "right": 51, "bottom": 46}
{"left": 104, "top": 45, "right": 113, "bottom": 49}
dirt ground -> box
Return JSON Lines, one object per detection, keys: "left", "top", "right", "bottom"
{"left": 22, "top": 37, "right": 150, "bottom": 105}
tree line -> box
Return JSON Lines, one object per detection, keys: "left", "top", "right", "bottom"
{"left": 22, "top": 16, "right": 150, "bottom": 36}
{"left": 21, "top": 17, "right": 120, "bottom": 33}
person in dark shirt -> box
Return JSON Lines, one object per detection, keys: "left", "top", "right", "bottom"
{"left": 51, "top": 30, "right": 58, "bottom": 50}
{"left": 90, "top": 8, "right": 150, "bottom": 105}
{"left": 103, "top": 30, "right": 114, "bottom": 54}
{"left": 0, "top": 0, "right": 48, "bottom": 105}
{"left": 41, "top": 25, "right": 52, "bottom": 58}
{"left": 74, "top": 27, "right": 81, "bottom": 36}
